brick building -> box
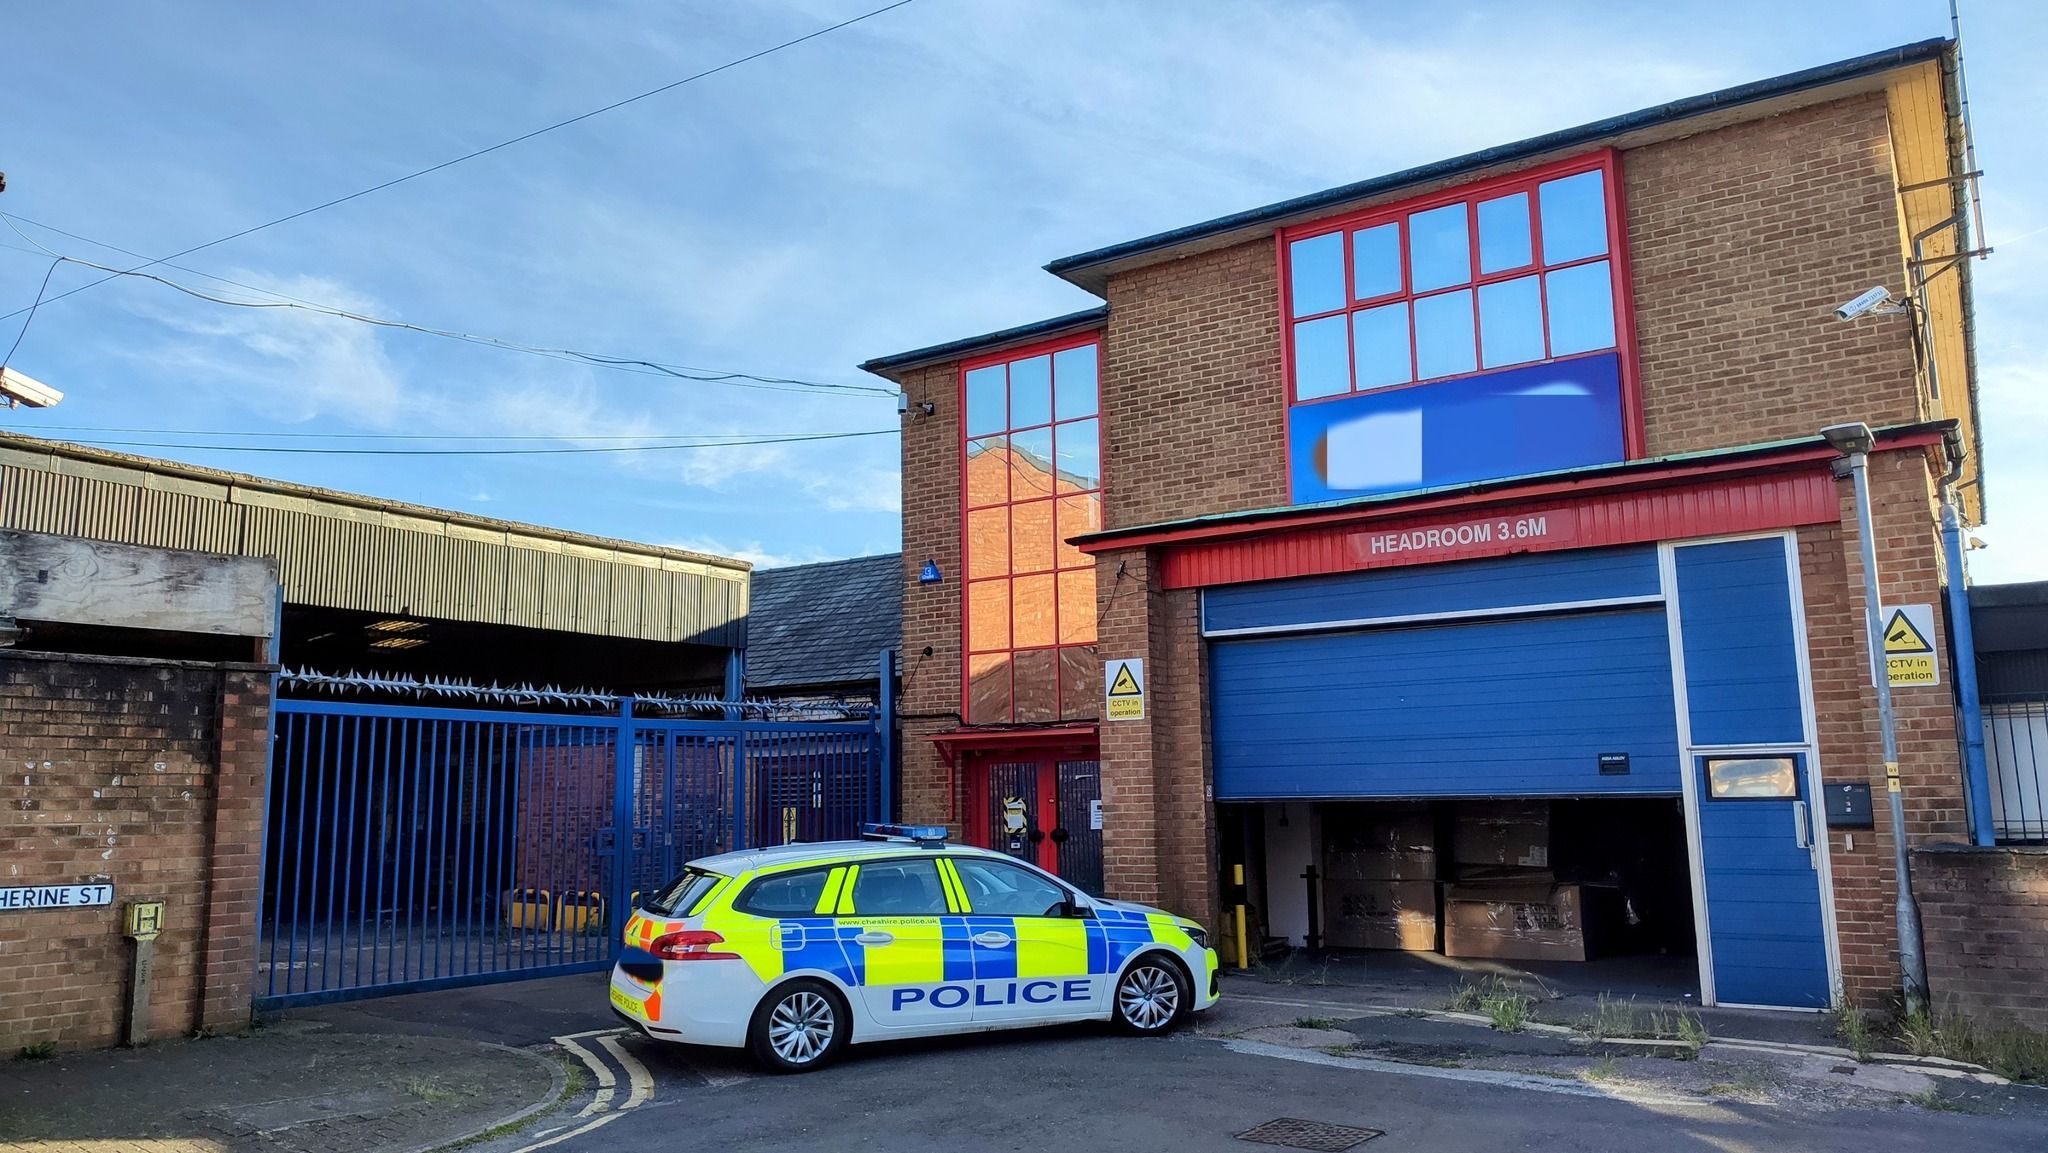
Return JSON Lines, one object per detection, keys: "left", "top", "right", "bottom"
{"left": 864, "top": 40, "right": 1995, "bottom": 1010}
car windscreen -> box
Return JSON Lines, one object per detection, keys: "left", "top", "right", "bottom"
{"left": 643, "top": 868, "right": 724, "bottom": 916}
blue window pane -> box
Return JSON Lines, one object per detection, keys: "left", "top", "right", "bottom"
{"left": 1352, "top": 223, "right": 1402, "bottom": 300}
{"left": 1539, "top": 170, "right": 1608, "bottom": 264}
{"left": 965, "top": 365, "right": 1007, "bottom": 437}
{"left": 1477, "top": 192, "right": 1532, "bottom": 274}
{"left": 1478, "top": 275, "right": 1545, "bottom": 368}
{"left": 1052, "top": 344, "right": 1098, "bottom": 421}
{"left": 1008, "top": 355, "right": 1052, "bottom": 429}
{"left": 1413, "top": 290, "right": 1477, "bottom": 380}
{"left": 1054, "top": 418, "right": 1100, "bottom": 490}
{"left": 1292, "top": 315, "right": 1350, "bottom": 400}
{"left": 1408, "top": 203, "right": 1470, "bottom": 292}
{"left": 1009, "top": 426, "right": 1055, "bottom": 499}
{"left": 1545, "top": 260, "right": 1617, "bottom": 354}
{"left": 1352, "top": 302, "right": 1411, "bottom": 390}
{"left": 1289, "top": 233, "right": 1345, "bottom": 317}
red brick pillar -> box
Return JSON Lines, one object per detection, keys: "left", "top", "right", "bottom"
{"left": 1803, "top": 447, "right": 1969, "bottom": 1006}
{"left": 199, "top": 666, "right": 273, "bottom": 1031}
{"left": 1095, "top": 549, "right": 1220, "bottom": 927}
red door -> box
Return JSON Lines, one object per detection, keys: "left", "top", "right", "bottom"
{"left": 973, "top": 757, "right": 1061, "bottom": 873}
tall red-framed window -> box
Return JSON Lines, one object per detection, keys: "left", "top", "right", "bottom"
{"left": 960, "top": 334, "right": 1103, "bottom": 725}
{"left": 1276, "top": 149, "right": 1642, "bottom": 502}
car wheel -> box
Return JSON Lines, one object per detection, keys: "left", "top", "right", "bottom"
{"left": 748, "top": 978, "right": 850, "bottom": 1073}
{"left": 1112, "top": 954, "right": 1188, "bottom": 1035}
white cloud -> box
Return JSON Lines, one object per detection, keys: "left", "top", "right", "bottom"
{"left": 128, "top": 273, "right": 410, "bottom": 427}
{"left": 663, "top": 534, "right": 834, "bottom": 570}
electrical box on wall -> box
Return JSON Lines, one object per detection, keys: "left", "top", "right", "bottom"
{"left": 1822, "top": 781, "right": 1874, "bottom": 829}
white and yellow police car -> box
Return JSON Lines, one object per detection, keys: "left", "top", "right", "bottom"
{"left": 609, "top": 824, "right": 1220, "bottom": 1072}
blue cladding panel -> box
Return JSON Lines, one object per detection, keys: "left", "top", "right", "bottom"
{"left": 1288, "top": 351, "right": 1624, "bottom": 502}
{"left": 1674, "top": 539, "right": 1805, "bottom": 746}
{"left": 1204, "top": 546, "right": 1659, "bottom": 634}
{"left": 1210, "top": 608, "right": 1680, "bottom": 798}
{"left": 1695, "top": 756, "right": 1830, "bottom": 1007}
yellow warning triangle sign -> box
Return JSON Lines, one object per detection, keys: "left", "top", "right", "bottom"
{"left": 1884, "top": 609, "right": 1933, "bottom": 655}
{"left": 1107, "top": 664, "right": 1142, "bottom": 697}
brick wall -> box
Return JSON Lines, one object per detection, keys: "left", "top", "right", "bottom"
{"left": 1912, "top": 845, "right": 2048, "bottom": 1031}
{"left": 1798, "top": 447, "right": 1966, "bottom": 1005}
{"left": 1627, "top": 94, "right": 1922, "bottom": 456}
{"left": 900, "top": 362, "right": 967, "bottom": 838}
{"left": 1100, "top": 238, "right": 1288, "bottom": 530}
{"left": 0, "top": 651, "right": 273, "bottom": 1051}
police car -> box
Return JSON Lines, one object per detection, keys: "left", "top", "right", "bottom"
{"left": 609, "top": 824, "right": 1220, "bottom": 1072}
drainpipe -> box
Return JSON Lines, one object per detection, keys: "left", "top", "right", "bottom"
{"left": 1938, "top": 432, "right": 1995, "bottom": 845}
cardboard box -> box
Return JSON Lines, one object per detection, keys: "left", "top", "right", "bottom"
{"left": 1323, "top": 878, "right": 1439, "bottom": 951}
{"left": 1322, "top": 804, "right": 1437, "bottom": 880}
{"left": 1450, "top": 801, "right": 1550, "bottom": 870}
{"left": 1442, "top": 881, "right": 1585, "bottom": 962}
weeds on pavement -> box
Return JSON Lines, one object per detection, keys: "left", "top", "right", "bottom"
{"left": 1892, "top": 1007, "right": 2048, "bottom": 1084}
{"left": 406, "top": 1077, "right": 458, "bottom": 1105}
{"left": 1583, "top": 1055, "right": 1619, "bottom": 1082}
{"left": 1675, "top": 1013, "right": 1710, "bottom": 1055}
{"left": 1293, "top": 1016, "right": 1345, "bottom": 1030}
{"left": 1909, "top": 1087, "right": 1965, "bottom": 1113}
{"left": 16, "top": 1041, "right": 56, "bottom": 1061}
{"left": 1833, "top": 996, "right": 1875, "bottom": 1061}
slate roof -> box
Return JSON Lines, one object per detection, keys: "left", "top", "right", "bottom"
{"left": 745, "top": 553, "right": 902, "bottom": 690}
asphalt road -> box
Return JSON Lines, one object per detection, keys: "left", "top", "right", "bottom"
{"left": 517, "top": 1025, "right": 2044, "bottom": 1153}
{"left": 302, "top": 976, "right": 2046, "bottom": 1153}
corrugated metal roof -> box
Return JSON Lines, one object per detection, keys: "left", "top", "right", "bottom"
{"left": 744, "top": 553, "right": 901, "bottom": 690}
{"left": 0, "top": 432, "right": 748, "bottom": 647}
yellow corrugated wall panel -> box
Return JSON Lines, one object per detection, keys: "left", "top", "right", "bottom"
{"left": 1887, "top": 59, "right": 1978, "bottom": 521}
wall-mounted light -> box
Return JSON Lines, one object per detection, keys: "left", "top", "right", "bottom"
{"left": 919, "top": 560, "right": 943, "bottom": 585}
{"left": 365, "top": 619, "right": 427, "bottom": 634}
{"left": 369, "top": 636, "right": 427, "bottom": 650}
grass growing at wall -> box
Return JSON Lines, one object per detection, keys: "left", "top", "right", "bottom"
{"left": 1895, "top": 1008, "right": 2048, "bottom": 1084}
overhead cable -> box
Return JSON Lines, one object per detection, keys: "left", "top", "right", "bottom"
{"left": 0, "top": 0, "right": 919, "bottom": 325}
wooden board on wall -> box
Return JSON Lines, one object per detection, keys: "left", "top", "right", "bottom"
{"left": 0, "top": 529, "right": 277, "bottom": 637}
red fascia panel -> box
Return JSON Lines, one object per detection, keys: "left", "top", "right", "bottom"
{"left": 1158, "top": 469, "right": 1840, "bottom": 589}
{"left": 927, "top": 724, "right": 1101, "bottom": 767}
{"left": 1087, "top": 432, "right": 1943, "bottom": 558}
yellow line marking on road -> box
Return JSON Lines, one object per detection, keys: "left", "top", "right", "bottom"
{"left": 596, "top": 1033, "right": 655, "bottom": 1111}
{"left": 552, "top": 1033, "right": 615, "bottom": 1117}
{"left": 510, "top": 1109, "right": 624, "bottom": 1152}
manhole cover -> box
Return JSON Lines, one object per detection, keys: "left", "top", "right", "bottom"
{"left": 1235, "top": 1117, "right": 1383, "bottom": 1151}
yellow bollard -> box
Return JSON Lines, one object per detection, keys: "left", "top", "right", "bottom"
{"left": 1232, "top": 863, "right": 1249, "bottom": 970}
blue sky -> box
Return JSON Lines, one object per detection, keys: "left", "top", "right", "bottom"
{"left": 3, "top": 1, "right": 2043, "bottom": 578}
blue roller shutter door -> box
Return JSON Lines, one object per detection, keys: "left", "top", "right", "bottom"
{"left": 1210, "top": 606, "right": 1681, "bottom": 800}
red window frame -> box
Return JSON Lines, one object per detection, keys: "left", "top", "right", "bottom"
{"left": 957, "top": 331, "right": 1104, "bottom": 725}
{"left": 1274, "top": 148, "right": 1643, "bottom": 460}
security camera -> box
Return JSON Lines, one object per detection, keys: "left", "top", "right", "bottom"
{"left": 1834, "top": 286, "right": 1896, "bottom": 321}
{"left": 0, "top": 366, "right": 63, "bottom": 408}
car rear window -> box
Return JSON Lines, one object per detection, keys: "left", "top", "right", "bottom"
{"left": 643, "top": 869, "right": 724, "bottom": 916}
{"left": 734, "top": 866, "right": 836, "bottom": 917}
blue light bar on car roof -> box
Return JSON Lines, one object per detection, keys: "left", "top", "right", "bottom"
{"left": 861, "top": 823, "right": 948, "bottom": 845}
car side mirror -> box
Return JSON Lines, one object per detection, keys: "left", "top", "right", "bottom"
{"left": 1061, "top": 899, "right": 1093, "bottom": 919}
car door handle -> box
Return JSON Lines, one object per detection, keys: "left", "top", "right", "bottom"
{"left": 855, "top": 931, "right": 894, "bottom": 946}
{"left": 972, "top": 931, "right": 1012, "bottom": 948}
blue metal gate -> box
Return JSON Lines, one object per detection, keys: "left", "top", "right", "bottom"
{"left": 257, "top": 694, "right": 886, "bottom": 1009}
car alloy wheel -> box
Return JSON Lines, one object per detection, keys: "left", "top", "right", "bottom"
{"left": 1115, "top": 958, "right": 1185, "bottom": 1033}
{"left": 768, "top": 990, "right": 834, "bottom": 1064}
{"left": 749, "top": 978, "right": 849, "bottom": 1073}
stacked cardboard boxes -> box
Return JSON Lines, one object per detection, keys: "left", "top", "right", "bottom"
{"left": 1441, "top": 800, "right": 1599, "bottom": 962}
{"left": 1321, "top": 804, "right": 1439, "bottom": 951}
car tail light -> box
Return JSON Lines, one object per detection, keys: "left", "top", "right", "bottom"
{"left": 651, "top": 929, "right": 740, "bottom": 961}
